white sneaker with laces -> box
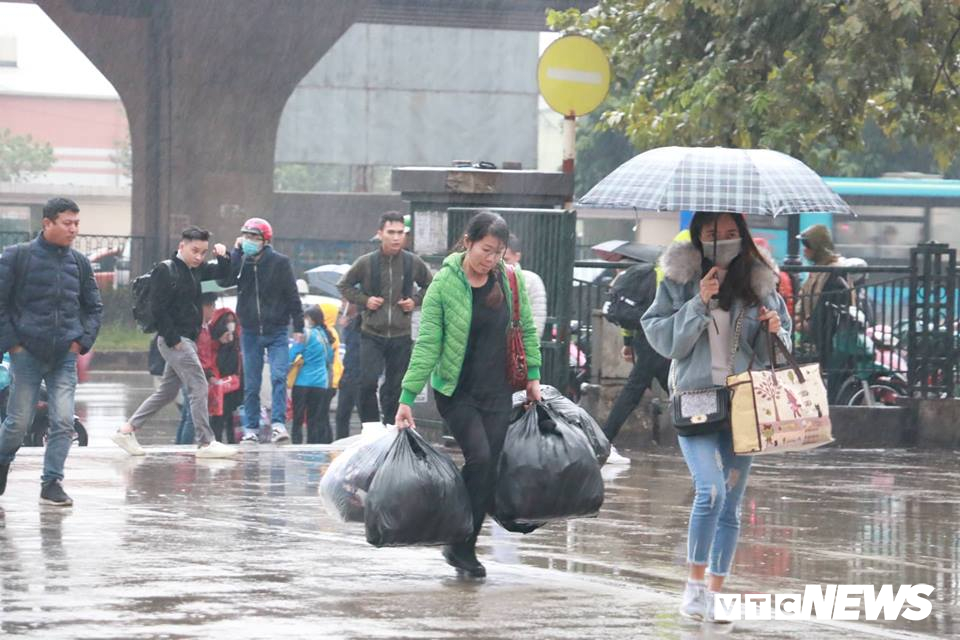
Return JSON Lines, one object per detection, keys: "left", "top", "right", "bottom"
{"left": 195, "top": 440, "right": 238, "bottom": 459}
{"left": 679, "top": 580, "right": 707, "bottom": 621}
{"left": 271, "top": 423, "right": 290, "bottom": 444}
{"left": 111, "top": 431, "right": 145, "bottom": 456}
{"left": 240, "top": 432, "right": 260, "bottom": 444}
{"left": 605, "top": 445, "right": 631, "bottom": 466}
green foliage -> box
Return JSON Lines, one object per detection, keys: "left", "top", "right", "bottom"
{"left": 575, "top": 106, "right": 637, "bottom": 195}
{"left": 549, "top": 0, "right": 960, "bottom": 177}
{"left": 0, "top": 128, "right": 54, "bottom": 182}
{"left": 98, "top": 286, "right": 135, "bottom": 326}
{"left": 96, "top": 287, "right": 149, "bottom": 352}
{"left": 95, "top": 323, "right": 150, "bottom": 352}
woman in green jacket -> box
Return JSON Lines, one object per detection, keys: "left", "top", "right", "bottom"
{"left": 395, "top": 211, "right": 542, "bottom": 579}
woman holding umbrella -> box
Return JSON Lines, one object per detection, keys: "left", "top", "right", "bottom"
{"left": 641, "top": 211, "right": 792, "bottom": 624}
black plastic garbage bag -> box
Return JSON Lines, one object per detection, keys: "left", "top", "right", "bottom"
{"left": 493, "top": 402, "right": 605, "bottom": 533}
{"left": 320, "top": 429, "right": 397, "bottom": 522}
{"left": 511, "top": 385, "right": 610, "bottom": 464}
{"left": 365, "top": 428, "right": 474, "bottom": 547}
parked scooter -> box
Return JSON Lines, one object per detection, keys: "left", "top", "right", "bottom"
{"left": 828, "top": 303, "right": 908, "bottom": 406}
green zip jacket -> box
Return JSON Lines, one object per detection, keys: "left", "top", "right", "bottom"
{"left": 399, "top": 252, "right": 542, "bottom": 405}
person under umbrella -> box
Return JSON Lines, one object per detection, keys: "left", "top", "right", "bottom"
{"left": 642, "top": 212, "right": 791, "bottom": 625}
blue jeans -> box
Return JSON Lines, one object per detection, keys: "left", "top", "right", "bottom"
{"left": 241, "top": 329, "right": 289, "bottom": 432}
{"left": 0, "top": 350, "right": 78, "bottom": 483}
{"left": 678, "top": 428, "right": 753, "bottom": 577}
{"left": 175, "top": 386, "right": 194, "bottom": 444}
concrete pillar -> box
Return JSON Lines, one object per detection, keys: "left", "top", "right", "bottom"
{"left": 36, "top": 0, "right": 367, "bottom": 264}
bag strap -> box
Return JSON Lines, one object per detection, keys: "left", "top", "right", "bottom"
{"left": 747, "top": 320, "right": 805, "bottom": 383}
{"left": 506, "top": 266, "right": 521, "bottom": 325}
{"left": 370, "top": 251, "right": 381, "bottom": 297}
{"left": 71, "top": 248, "right": 94, "bottom": 309}
{"left": 727, "top": 308, "right": 744, "bottom": 375}
{"left": 12, "top": 242, "right": 30, "bottom": 310}
{"left": 401, "top": 250, "right": 413, "bottom": 300}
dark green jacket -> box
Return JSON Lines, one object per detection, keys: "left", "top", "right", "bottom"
{"left": 399, "top": 252, "right": 542, "bottom": 405}
{"left": 336, "top": 249, "right": 432, "bottom": 338}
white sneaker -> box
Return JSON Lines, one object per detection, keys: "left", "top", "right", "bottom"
{"left": 111, "top": 431, "right": 145, "bottom": 456}
{"left": 705, "top": 591, "right": 735, "bottom": 630}
{"left": 271, "top": 423, "right": 290, "bottom": 444}
{"left": 679, "top": 580, "right": 707, "bottom": 621}
{"left": 195, "top": 440, "right": 237, "bottom": 459}
{"left": 605, "top": 445, "right": 631, "bottom": 466}
{"left": 240, "top": 432, "right": 260, "bottom": 444}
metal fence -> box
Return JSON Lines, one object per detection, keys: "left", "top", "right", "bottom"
{"left": 571, "top": 251, "right": 960, "bottom": 403}
{"left": 0, "top": 233, "right": 378, "bottom": 290}
{"left": 1, "top": 233, "right": 148, "bottom": 290}
{"left": 782, "top": 264, "right": 914, "bottom": 404}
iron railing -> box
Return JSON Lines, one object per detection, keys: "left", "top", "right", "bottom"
{"left": 1, "top": 233, "right": 377, "bottom": 290}
{"left": 906, "top": 243, "right": 958, "bottom": 398}
{"left": 572, "top": 257, "right": 960, "bottom": 401}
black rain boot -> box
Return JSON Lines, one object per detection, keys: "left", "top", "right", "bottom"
{"left": 0, "top": 462, "right": 9, "bottom": 496}
{"left": 442, "top": 537, "right": 486, "bottom": 578}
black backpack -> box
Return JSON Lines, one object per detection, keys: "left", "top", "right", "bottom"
{"left": 601, "top": 263, "right": 658, "bottom": 331}
{"left": 132, "top": 260, "right": 174, "bottom": 333}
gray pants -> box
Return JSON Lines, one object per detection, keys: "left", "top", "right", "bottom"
{"left": 129, "top": 337, "right": 214, "bottom": 445}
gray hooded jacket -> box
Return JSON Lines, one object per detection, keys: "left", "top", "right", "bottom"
{"left": 640, "top": 240, "right": 792, "bottom": 395}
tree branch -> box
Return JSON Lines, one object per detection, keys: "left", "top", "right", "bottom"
{"left": 930, "top": 15, "right": 960, "bottom": 99}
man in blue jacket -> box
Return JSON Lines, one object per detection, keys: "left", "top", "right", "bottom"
{"left": 0, "top": 197, "right": 103, "bottom": 507}
{"left": 227, "top": 218, "right": 304, "bottom": 444}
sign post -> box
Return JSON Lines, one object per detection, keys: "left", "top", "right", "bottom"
{"left": 537, "top": 35, "right": 611, "bottom": 183}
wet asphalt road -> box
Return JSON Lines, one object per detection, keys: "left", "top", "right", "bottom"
{"left": 0, "top": 372, "right": 956, "bottom": 639}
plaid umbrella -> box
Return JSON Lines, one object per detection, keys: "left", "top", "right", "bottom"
{"left": 579, "top": 146, "right": 853, "bottom": 217}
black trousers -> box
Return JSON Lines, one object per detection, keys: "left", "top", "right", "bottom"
{"left": 210, "top": 390, "right": 241, "bottom": 444}
{"left": 435, "top": 390, "right": 512, "bottom": 543}
{"left": 358, "top": 334, "right": 412, "bottom": 424}
{"left": 334, "top": 376, "right": 359, "bottom": 440}
{"left": 602, "top": 334, "right": 671, "bottom": 443}
{"left": 292, "top": 386, "right": 333, "bottom": 444}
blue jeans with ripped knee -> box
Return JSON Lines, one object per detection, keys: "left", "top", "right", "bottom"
{"left": 678, "top": 427, "right": 753, "bottom": 577}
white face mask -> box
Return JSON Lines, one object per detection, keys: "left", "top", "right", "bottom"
{"left": 703, "top": 238, "right": 742, "bottom": 268}
{"left": 226, "top": 321, "right": 236, "bottom": 333}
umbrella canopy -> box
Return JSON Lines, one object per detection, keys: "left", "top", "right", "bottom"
{"left": 591, "top": 240, "right": 664, "bottom": 263}
{"left": 305, "top": 264, "right": 351, "bottom": 298}
{"left": 579, "top": 146, "right": 853, "bottom": 217}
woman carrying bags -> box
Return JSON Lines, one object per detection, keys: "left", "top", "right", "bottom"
{"left": 289, "top": 305, "right": 335, "bottom": 444}
{"left": 641, "top": 211, "right": 791, "bottom": 625}
{"left": 394, "top": 211, "right": 542, "bottom": 579}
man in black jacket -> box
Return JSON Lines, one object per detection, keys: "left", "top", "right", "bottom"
{"left": 112, "top": 226, "right": 236, "bottom": 459}
{"left": 226, "top": 218, "right": 303, "bottom": 444}
{"left": 0, "top": 197, "right": 103, "bottom": 506}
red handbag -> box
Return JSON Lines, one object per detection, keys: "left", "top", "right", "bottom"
{"left": 505, "top": 266, "right": 528, "bottom": 391}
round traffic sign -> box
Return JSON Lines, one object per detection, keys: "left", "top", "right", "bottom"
{"left": 538, "top": 35, "right": 611, "bottom": 117}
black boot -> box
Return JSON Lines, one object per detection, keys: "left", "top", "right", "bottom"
{"left": 0, "top": 462, "right": 9, "bottom": 496}
{"left": 442, "top": 539, "right": 486, "bottom": 578}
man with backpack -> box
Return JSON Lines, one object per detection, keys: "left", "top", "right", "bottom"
{"left": 337, "top": 211, "right": 432, "bottom": 424}
{"left": 0, "top": 197, "right": 103, "bottom": 506}
{"left": 112, "top": 226, "right": 236, "bottom": 459}
{"left": 227, "top": 217, "right": 304, "bottom": 444}
{"left": 601, "top": 255, "right": 670, "bottom": 464}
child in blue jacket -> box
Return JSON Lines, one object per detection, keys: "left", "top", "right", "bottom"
{"left": 289, "top": 305, "right": 335, "bottom": 444}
